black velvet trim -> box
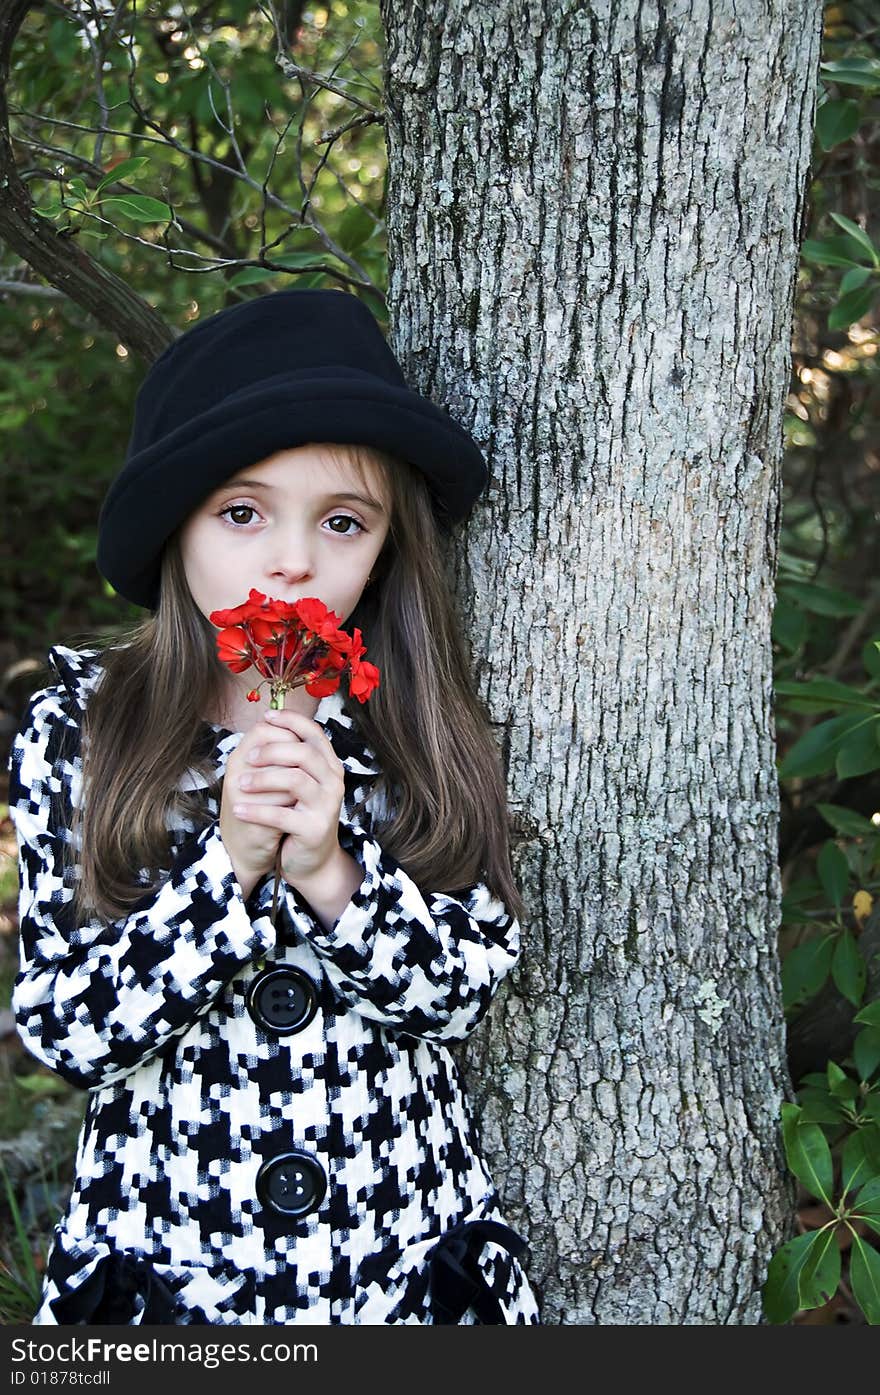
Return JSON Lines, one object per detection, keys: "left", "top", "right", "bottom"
{"left": 48, "top": 1251, "right": 179, "bottom": 1326}
{"left": 427, "top": 1219, "right": 527, "bottom": 1325}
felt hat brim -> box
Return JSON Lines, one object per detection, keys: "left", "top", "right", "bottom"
{"left": 96, "top": 367, "right": 487, "bottom": 610}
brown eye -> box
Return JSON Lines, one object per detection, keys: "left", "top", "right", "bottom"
{"left": 220, "top": 504, "right": 257, "bottom": 526}
{"left": 325, "top": 514, "right": 363, "bottom": 535}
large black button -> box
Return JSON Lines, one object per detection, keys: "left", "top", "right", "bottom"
{"left": 256, "top": 1152, "right": 327, "bottom": 1217}
{"left": 247, "top": 966, "right": 318, "bottom": 1035}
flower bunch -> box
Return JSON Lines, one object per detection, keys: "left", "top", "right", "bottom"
{"left": 208, "top": 589, "right": 379, "bottom": 932}
{"left": 208, "top": 588, "right": 380, "bottom": 710}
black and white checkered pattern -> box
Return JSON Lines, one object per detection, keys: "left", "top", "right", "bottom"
{"left": 9, "top": 645, "right": 540, "bottom": 1326}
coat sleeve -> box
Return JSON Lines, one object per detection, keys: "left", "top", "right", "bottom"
{"left": 280, "top": 799, "right": 523, "bottom": 1044}
{"left": 9, "top": 689, "right": 276, "bottom": 1091}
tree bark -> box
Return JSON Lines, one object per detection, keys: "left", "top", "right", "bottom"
{"left": 379, "top": 0, "right": 824, "bottom": 1323}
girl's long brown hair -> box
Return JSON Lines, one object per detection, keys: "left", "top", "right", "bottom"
{"left": 61, "top": 445, "right": 526, "bottom": 927}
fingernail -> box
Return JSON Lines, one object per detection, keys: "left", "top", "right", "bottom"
{"left": 233, "top": 804, "right": 248, "bottom": 815}
{"left": 248, "top": 747, "right": 261, "bottom": 762}
{"left": 239, "top": 774, "right": 253, "bottom": 788}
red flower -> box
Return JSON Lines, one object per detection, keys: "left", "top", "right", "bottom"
{"left": 208, "top": 593, "right": 380, "bottom": 709}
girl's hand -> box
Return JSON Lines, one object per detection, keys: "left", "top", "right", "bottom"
{"left": 219, "top": 720, "right": 296, "bottom": 888}
{"left": 228, "top": 708, "right": 347, "bottom": 887}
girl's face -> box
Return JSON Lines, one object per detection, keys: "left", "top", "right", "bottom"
{"left": 179, "top": 443, "right": 391, "bottom": 632}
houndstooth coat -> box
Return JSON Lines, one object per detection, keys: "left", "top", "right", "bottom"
{"left": 9, "top": 644, "right": 540, "bottom": 1327}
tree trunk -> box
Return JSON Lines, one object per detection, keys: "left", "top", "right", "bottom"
{"left": 379, "top": 0, "right": 824, "bottom": 1323}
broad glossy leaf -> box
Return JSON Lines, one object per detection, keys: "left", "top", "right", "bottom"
{"left": 829, "top": 284, "right": 878, "bottom": 332}
{"left": 797, "top": 1227, "right": 841, "bottom": 1309}
{"left": 831, "top": 929, "right": 866, "bottom": 1006}
{"left": 842, "top": 1130, "right": 874, "bottom": 1198}
{"left": 827, "top": 1059, "right": 858, "bottom": 1100}
{"left": 829, "top": 212, "right": 878, "bottom": 262}
{"left": 840, "top": 267, "right": 872, "bottom": 294}
{"left": 836, "top": 717, "right": 880, "bottom": 778}
{"left": 819, "top": 59, "right": 880, "bottom": 88}
{"left": 763, "top": 1231, "right": 828, "bottom": 1323}
{"left": 772, "top": 600, "right": 808, "bottom": 653}
{"left": 815, "top": 803, "right": 877, "bottom": 837}
{"left": 781, "top": 935, "right": 834, "bottom": 1011}
{"left": 854, "top": 1028, "right": 880, "bottom": 1082}
{"left": 849, "top": 1235, "right": 880, "bottom": 1324}
{"left": 777, "top": 580, "right": 863, "bottom": 616}
{"left": 95, "top": 157, "right": 150, "bottom": 193}
{"left": 777, "top": 712, "right": 866, "bottom": 779}
{"left": 225, "top": 267, "right": 278, "bottom": 287}
{"left": 815, "top": 98, "right": 861, "bottom": 150}
{"left": 857, "top": 1128, "right": 880, "bottom": 1174}
{"left": 781, "top": 1104, "right": 835, "bottom": 1205}
{"left": 798, "top": 1097, "right": 847, "bottom": 1126}
{"left": 818, "top": 842, "right": 850, "bottom": 908}
{"left": 801, "top": 236, "right": 869, "bottom": 267}
{"left": 98, "top": 194, "right": 174, "bottom": 223}
{"left": 775, "top": 676, "right": 876, "bottom": 710}
{"left": 854, "top": 1000, "right": 880, "bottom": 1030}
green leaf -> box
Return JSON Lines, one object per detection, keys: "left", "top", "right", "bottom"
{"left": 837, "top": 716, "right": 880, "bottom": 778}
{"left": 849, "top": 1234, "right": 880, "bottom": 1324}
{"left": 816, "top": 98, "right": 862, "bottom": 150}
{"left": 829, "top": 212, "right": 879, "bottom": 265}
{"left": 815, "top": 803, "right": 878, "bottom": 838}
{"left": 777, "top": 712, "right": 867, "bottom": 779}
{"left": 818, "top": 842, "right": 850, "bottom": 908}
{"left": 854, "top": 1028, "right": 880, "bottom": 1082}
{"left": 225, "top": 267, "right": 279, "bottom": 287}
{"left": 95, "top": 157, "right": 150, "bottom": 193}
{"left": 782, "top": 935, "right": 835, "bottom": 1012}
{"left": 763, "top": 1231, "right": 829, "bottom": 1323}
{"left": 781, "top": 1103, "right": 835, "bottom": 1205}
{"left": 797, "top": 1226, "right": 841, "bottom": 1309}
{"left": 865, "top": 1095, "right": 880, "bottom": 1128}
{"left": 827, "top": 1059, "right": 858, "bottom": 1101}
{"left": 863, "top": 637, "right": 880, "bottom": 681}
{"left": 774, "top": 676, "right": 877, "bottom": 712}
{"left": 777, "top": 580, "right": 863, "bottom": 617}
{"left": 840, "top": 266, "right": 872, "bottom": 294}
{"left": 336, "top": 202, "right": 378, "bottom": 252}
{"left": 829, "top": 283, "right": 878, "bottom": 331}
{"left": 801, "top": 235, "right": 870, "bottom": 268}
{"left": 798, "top": 1096, "right": 848, "bottom": 1125}
{"left": 772, "top": 598, "right": 809, "bottom": 654}
{"left": 842, "top": 1130, "right": 875, "bottom": 1198}
{"left": 820, "top": 59, "right": 880, "bottom": 89}
{"left": 97, "top": 194, "right": 174, "bottom": 223}
{"left": 854, "top": 1000, "right": 880, "bottom": 1030}
{"left": 853, "top": 1176, "right": 880, "bottom": 1211}
{"left": 831, "top": 929, "right": 867, "bottom": 1007}
{"left": 33, "top": 202, "right": 67, "bottom": 220}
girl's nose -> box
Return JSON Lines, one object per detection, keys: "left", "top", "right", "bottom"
{"left": 268, "top": 536, "right": 314, "bottom": 586}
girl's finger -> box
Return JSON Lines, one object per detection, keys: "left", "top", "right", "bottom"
{"left": 246, "top": 738, "right": 334, "bottom": 782}
{"left": 239, "top": 765, "right": 321, "bottom": 799}
{"left": 232, "top": 802, "right": 308, "bottom": 834}
{"left": 260, "top": 709, "right": 345, "bottom": 776}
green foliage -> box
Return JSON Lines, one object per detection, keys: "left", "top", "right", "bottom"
{"left": 0, "top": 1157, "right": 45, "bottom": 1325}
{"left": 762, "top": 12, "right": 880, "bottom": 1325}
{"left": 2, "top": 1, "right": 389, "bottom": 657}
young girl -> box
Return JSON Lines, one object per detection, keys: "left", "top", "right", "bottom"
{"left": 9, "top": 288, "right": 541, "bottom": 1327}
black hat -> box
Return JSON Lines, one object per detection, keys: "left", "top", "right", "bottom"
{"left": 96, "top": 288, "right": 488, "bottom": 610}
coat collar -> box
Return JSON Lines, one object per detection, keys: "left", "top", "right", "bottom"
{"left": 46, "top": 644, "right": 382, "bottom": 787}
